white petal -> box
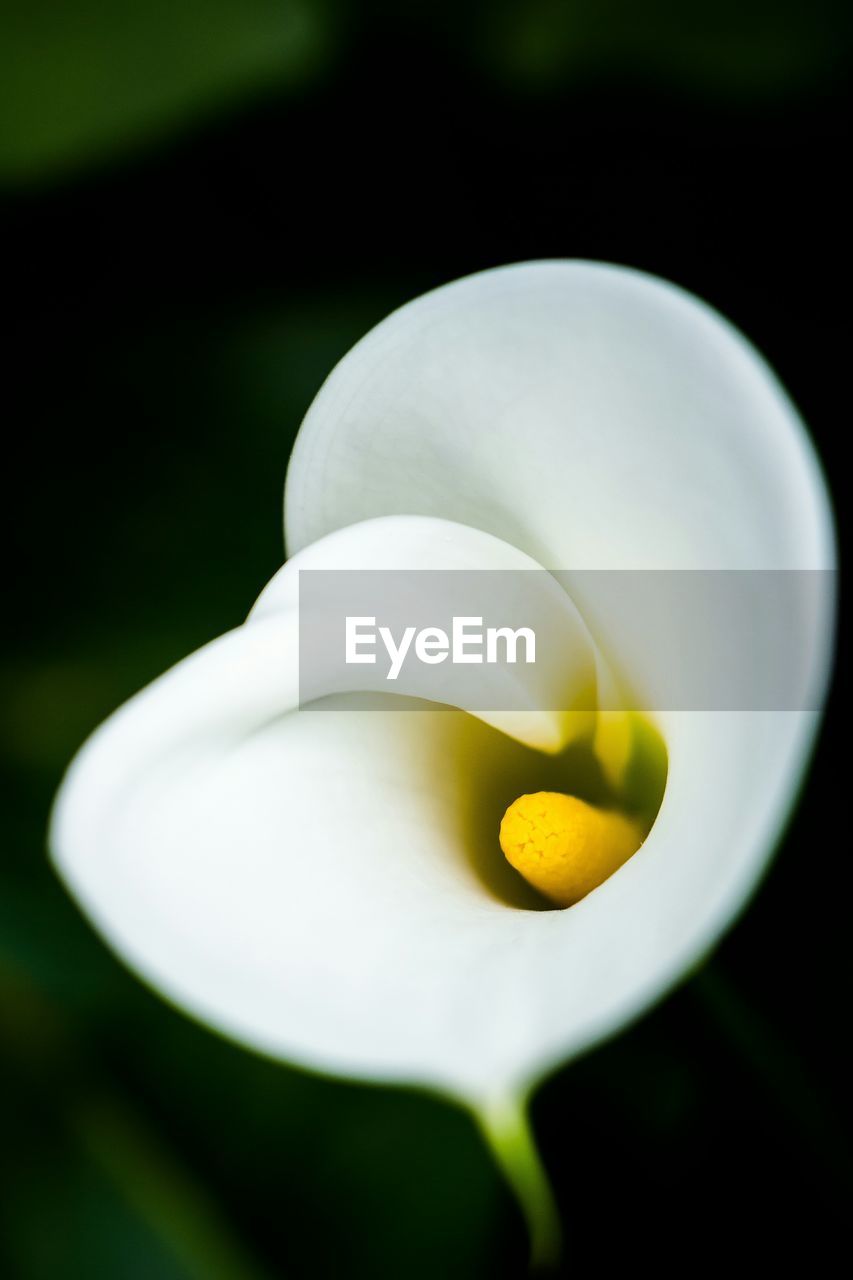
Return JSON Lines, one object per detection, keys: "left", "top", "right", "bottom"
{"left": 276, "top": 261, "right": 835, "bottom": 1090}
{"left": 51, "top": 644, "right": 510, "bottom": 1094}
{"left": 250, "top": 513, "right": 597, "bottom": 752}
{"left": 51, "top": 517, "right": 596, "bottom": 1098}
{"left": 52, "top": 263, "right": 835, "bottom": 1107}
{"left": 285, "top": 261, "right": 831, "bottom": 573}
{"left": 50, "top": 616, "right": 822, "bottom": 1101}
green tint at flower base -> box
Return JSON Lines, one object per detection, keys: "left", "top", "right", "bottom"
{"left": 50, "top": 263, "right": 835, "bottom": 1267}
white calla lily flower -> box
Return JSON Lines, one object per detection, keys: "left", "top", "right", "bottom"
{"left": 51, "top": 262, "right": 834, "bottom": 1267}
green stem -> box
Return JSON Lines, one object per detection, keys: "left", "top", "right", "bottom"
{"left": 476, "top": 1092, "right": 562, "bottom": 1274}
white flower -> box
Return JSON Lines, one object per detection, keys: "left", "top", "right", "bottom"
{"left": 50, "top": 262, "right": 834, "bottom": 1264}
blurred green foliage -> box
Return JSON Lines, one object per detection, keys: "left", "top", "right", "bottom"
{"left": 1, "top": 0, "right": 850, "bottom": 183}
{"left": 480, "top": 0, "right": 848, "bottom": 94}
{"left": 0, "top": 0, "right": 335, "bottom": 181}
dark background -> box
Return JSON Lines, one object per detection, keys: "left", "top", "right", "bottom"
{"left": 1, "top": 3, "right": 850, "bottom": 1276}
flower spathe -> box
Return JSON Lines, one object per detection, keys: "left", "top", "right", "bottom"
{"left": 50, "top": 263, "right": 834, "bottom": 1258}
